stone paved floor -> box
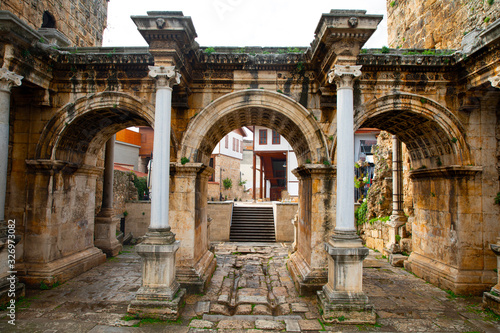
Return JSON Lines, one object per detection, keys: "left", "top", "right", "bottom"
{"left": 0, "top": 243, "right": 499, "bottom": 332}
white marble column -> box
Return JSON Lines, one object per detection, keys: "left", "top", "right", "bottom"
{"left": 0, "top": 68, "right": 22, "bottom": 231}
{"left": 148, "top": 66, "right": 180, "bottom": 232}
{"left": 318, "top": 65, "right": 375, "bottom": 325}
{"left": 128, "top": 66, "right": 185, "bottom": 320}
{"left": 94, "top": 135, "right": 122, "bottom": 257}
{"left": 330, "top": 65, "right": 362, "bottom": 239}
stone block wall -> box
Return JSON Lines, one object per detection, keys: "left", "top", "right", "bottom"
{"left": 123, "top": 201, "right": 151, "bottom": 238}
{"left": 207, "top": 201, "right": 233, "bottom": 242}
{"left": 274, "top": 202, "right": 297, "bottom": 242}
{"left": 387, "top": 0, "right": 500, "bottom": 49}
{"left": 211, "top": 154, "right": 248, "bottom": 201}
{"left": 0, "top": 0, "right": 108, "bottom": 46}
{"left": 113, "top": 170, "right": 138, "bottom": 217}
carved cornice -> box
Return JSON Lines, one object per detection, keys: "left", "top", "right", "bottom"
{"left": 292, "top": 164, "right": 336, "bottom": 179}
{"left": 409, "top": 166, "right": 482, "bottom": 180}
{"left": 328, "top": 65, "right": 362, "bottom": 89}
{"left": 489, "top": 74, "right": 500, "bottom": 89}
{"left": 0, "top": 68, "right": 23, "bottom": 92}
{"left": 148, "top": 65, "right": 181, "bottom": 89}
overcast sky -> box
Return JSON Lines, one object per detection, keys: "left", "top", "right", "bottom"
{"left": 103, "top": 0, "right": 388, "bottom": 49}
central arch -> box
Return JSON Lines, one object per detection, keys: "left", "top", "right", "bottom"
{"left": 176, "top": 89, "right": 334, "bottom": 294}
{"left": 180, "top": 89, "right": 329, "bottom": 165}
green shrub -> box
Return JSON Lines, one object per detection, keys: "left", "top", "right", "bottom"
{"left": 131, "top": 172, "right": 149, "bottom": 200}
{"left": 223, "top": 178, "right": 232, "bottom": 189}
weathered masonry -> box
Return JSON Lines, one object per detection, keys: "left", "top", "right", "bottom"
{"left": 0, "top": 4, "right": 499, "bottom": 318}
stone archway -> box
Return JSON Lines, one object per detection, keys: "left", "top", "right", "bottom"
{"left": 176, "top": 89, "right": 334, "bottom": 294}
{"left": 357, "top": 92, "right": 471, "bottom": 167}
{"left": 180, "top": 89, "right": 329, "bottom": 165}
{"left": 21, "top": 92, "right": 156, "bottom": 287}
{"left": 353, "top": 92, "right": 492, "bottom": 294}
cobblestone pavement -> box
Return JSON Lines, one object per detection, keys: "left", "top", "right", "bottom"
{"left": 1, "top": 243, "right": 499, "bottom": 332}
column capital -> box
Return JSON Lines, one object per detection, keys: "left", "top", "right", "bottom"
{"left": 489, "top": 74, "right": 500, "bottom": 89}
{"left": 327, "top": 65, "right": 362, "bottom": 89}
{"left": 0, "top": 68, "right": 23, "bottom": 93}
{"left": 148, "top": 65, "right": 181, "bottom": 89}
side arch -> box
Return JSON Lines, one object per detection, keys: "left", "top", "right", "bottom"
{"left": 179, "top": 89, "right": 329, "bottom": 165}
{"left": 36, "top": 92, "right": 158, "bottom": 166}
{"left": 353, "top": 92, "right": 471, "bottom": 167}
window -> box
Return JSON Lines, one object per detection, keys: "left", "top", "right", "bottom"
{"left": 272, "top": 130, "right": 280, "bottom": 144}
{"left": 42, "top": 11, "right": 56, "bottom": 28}
{"left": 240, "top": 140, "right": 243, "bottom": 153}
{"left": 259, "top": 129, "right": 267, "bottom": 145}
{"left": 233, "top": 137, "right": 236, "bottom": 151}
{"left": 225, "top": 136, "right": 228, "bottom": 149}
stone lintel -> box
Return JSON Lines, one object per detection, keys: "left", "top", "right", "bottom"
{"left": 409, "top": 165, "right": 482, "bottom": 180}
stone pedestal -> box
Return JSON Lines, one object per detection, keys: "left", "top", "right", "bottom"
{"left": 128, "top": 228, "right": 186, "bottom": 320}
{"left": 318, "top": 233, "right": 375, "bottom": 324}
{"left": 483, "top": 237, "right": 500, "bottom": 315}
{"left": 94, "top": 208, "right": 122, "bottom": 257}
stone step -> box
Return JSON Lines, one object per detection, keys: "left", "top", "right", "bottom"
{"left": 230, "top": 206, "right": 275, "bottom": 242}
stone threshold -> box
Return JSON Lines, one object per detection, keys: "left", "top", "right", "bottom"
{"left": 203, "top": 314, "right": 303, "bottom": 321}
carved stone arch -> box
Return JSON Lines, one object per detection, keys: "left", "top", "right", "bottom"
{"left": 35, "top": 92, "right": 167, "bottom": 166}
{"left": 351, "top": 92, "right": 471, "bottom": 167}
{"left": 180, "top": 89, "right": 329, "bottom": 165}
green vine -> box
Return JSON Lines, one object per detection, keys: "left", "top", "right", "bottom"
{"left": 355, "top": 200, "right": 368, "bottom": 225}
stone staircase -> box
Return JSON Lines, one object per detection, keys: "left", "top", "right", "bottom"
{"left": 229, "top": 206, "right": 276, "bottom": 242}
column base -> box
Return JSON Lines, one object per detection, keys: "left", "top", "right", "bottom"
{"left": 19, "top": 247, "right": 106, "bottom": 287}
{"left": 94, "top": 214, "right": 122, "bottom": 257}
{"left": 318, "top": 289, "right": 375, "bottom": 324}
{"left": 177, "top": 249, "right": 216, "bottom": 294}
{"left": 128, "top": 288, "right": 186, "bottom": 320}
{"left": 287, "top": 251, "right": 327, "bottom": 295}
{"left": 405, "top": 252, "right": 496, "bottom": 295}
{"left": 129, "top": 228, "right": 184, "bottom": 319}
{"left": 318, "top": 233, "right": 375, "bottom": 324}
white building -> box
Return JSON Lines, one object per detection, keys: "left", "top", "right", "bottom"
{"left": 249, "top": 126, "right": 299, "bottom": 201}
